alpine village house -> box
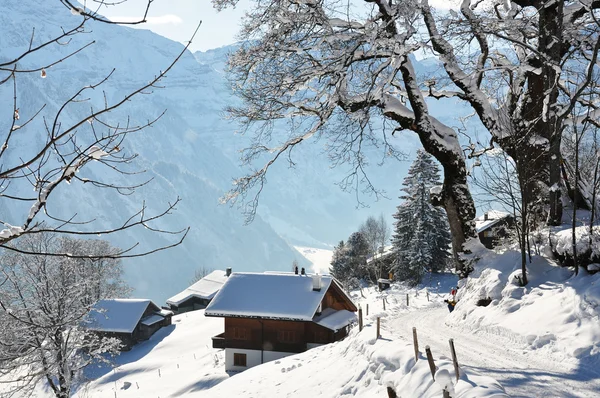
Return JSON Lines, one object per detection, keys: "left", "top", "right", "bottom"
{"left": 205, "top": 271, "right": 358, "bottom": 372}
{"left": 86, "top": 299, "right": 173, "bottom": 351}
{"left": 166, "top": 269, "right": 230, "bottom": 314}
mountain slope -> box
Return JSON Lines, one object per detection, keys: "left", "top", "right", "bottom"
{"left": 0, "top": 2, "right": 308, "bottom": 303}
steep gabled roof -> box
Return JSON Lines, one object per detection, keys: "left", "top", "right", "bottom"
{"left": 475, "top": 210, "right": 513, "bottom": 233}
{"left": 85, "top": 299, "right": 159, "bottom": 333}
{"left": 166, "top": 270, "right": 229, "bottom": 306}
{"left": 205, "top": 272, "right": 350, "bottom": 321}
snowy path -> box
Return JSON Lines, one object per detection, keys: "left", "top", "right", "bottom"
{"left": 384, "top": 306, "right": 600, "bottom": 398}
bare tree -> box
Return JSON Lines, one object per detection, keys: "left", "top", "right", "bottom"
{"left": 214, "top": 0, "right": 600, "bottom": 277}
{"left": 359, "top": 215, "right": 389, "bottom": 281}
{"left": 561, "top": 100, "right": 600, "bottom": 272}
{"left": 471, "top": 147, "right": 537, "bottom": 285}
{"left": 0, "top": 234, "right": 129, "bottom": 398}
{"left": 0, "top": 1, "right": 199, "bottom": 260}
{"left": 215, "top": 0, "right": 478, "bottom": 275}
{"left": 189, "top": 266, "right": 215, "bottom": 284}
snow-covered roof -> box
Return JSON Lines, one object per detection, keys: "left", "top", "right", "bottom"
{"left": 86, "top": 299, "right": 158, "bottom": 333}
{"left": 141, "top": 314, "right": 164, "bottom": 327}
{"left": 475, "top": 210, "right": 512, "bottom": 233}
{"left": 205, "top": 272, "right": 335, "bottom": 321}
{"left": 166, "top": 270, "right": 229, "bottom": 306}
{"left": 313, "top": 308, "right": 357, "bottom": 332}
{"left": 366, "top": 245, "right": 394, "bottom": 264}
{"left": 156, "top": 308, "right": 174, "bottom": 317}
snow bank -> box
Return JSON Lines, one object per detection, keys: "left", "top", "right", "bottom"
{"left": 77, "top": 310, "right": 227, "bottom": 398}
{"left": 204, "top": 321, "right": 506, "bottom": 398}
{"left": 550, "top": 225, "right": 600, "bottom": 261}
{"left": 450, "top": 247, "right": 600, "bottom": 363}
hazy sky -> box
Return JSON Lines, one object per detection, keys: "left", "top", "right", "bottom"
{"left": 101, "top": 0, "right": 251, "bottom": 52}
{"left": 99, "top": 0, "right": 456, "bottom": 52}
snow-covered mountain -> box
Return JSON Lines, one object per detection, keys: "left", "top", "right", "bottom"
{"left": 0, "top": 2, "right": 468, "bottom": 303}
{"left": 0, "top": 2, "right": 311, "bottom": 303}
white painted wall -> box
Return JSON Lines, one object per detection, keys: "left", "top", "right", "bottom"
{"left": 225, "top": 348, "right": 262, "bottom": 372}
{"left": 225, "top": 348, "right": 296, "bottom": 371}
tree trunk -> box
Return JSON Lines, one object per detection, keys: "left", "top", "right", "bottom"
{"left": 395, "top": 57, "right": 478, "bottom": 277}
{"left": 512, "top": 1, "right": 564, "bottom": 226}
{"left": 442, "top": 171, "right": 477, "bottom": 276}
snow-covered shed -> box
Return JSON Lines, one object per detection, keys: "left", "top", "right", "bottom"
{"left": 475, "top": 210, "right": 515, "bottom": 249}
{"left": 205, "top": 272, "right": 357, "bottom": 372}
{"left": 86, "top": 299, "right": 173, "bottom": 350}
{"left": 166, "top": 269, "right": 230, "bottom": 314}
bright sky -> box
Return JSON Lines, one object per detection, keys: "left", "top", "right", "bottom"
{"left": 99, "top": 0, "right": 456, "bottom": 53}
{"left": 101, "top": 0, "right": 251, "bottom": 52}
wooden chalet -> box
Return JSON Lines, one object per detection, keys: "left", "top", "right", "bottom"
{"left": 475, "top": 210, "right": 515, "bottom": 249}
{"left": 166, "top": 269, "right": 230, "bottom": 314}
{"left": 86, "top": 299, "right": 173, "bottom": 351}
{"left": 204, "top": 272, "right": 357, "bottom": 372}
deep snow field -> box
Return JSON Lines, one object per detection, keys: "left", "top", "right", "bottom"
{"left": 16, "top": 242, "right": 600, "bottom": 398}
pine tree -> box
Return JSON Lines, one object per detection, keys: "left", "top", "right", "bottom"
{"left": 391, "top": 150, "right": 452, "bottom": 285}
{"left": 330, "top": 240, "right": 350, "bottom": 282}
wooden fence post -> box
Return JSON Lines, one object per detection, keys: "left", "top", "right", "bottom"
{"left": 449, "top": 338, "right": 459, "bottom": 382}
{"left": 366, "top": 303, "right": 369, "bottom": 316}
{"left": 383, "top": 298, "right": 386, "bottom": 311}
{"left": 386, "top": 386, "right": 397, "bottom": 398}
{"left": 406, "top": 293, "right": 409, "bottom": 306}
{"left": 425, "top": 346, "right": 436, "bottom": 381}
{"left": 412, "top": 327, "right": 419, "bottom": 361}
{"left": 426, "top": 290, "right": 430, "bottom": 302}
{"left": 376, "top": 317, "right": 380, "bottom": 339}
{"left": 359, "top": 307, "right": 363, "bottom": 331}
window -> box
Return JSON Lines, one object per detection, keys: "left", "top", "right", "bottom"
{"left": 232, "top": 327, "right": 248, "bottom": 340}
{"left": 483, "top": 230, "right": 494, "bottom": 238}
{"left": 233, "top": 353, "right": 247, "bottom": 367}
{"left": 277, "top": 330, "right": 296, "bottom": 343}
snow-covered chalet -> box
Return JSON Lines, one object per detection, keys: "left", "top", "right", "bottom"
{"left": 475, "top": 210, "right": 515, "bottom": 249}
{"left": 205, "top": 272, "right": 357, "bottom": 371}
{"left": 166, "top": 269, "right": 230, "bottom": 314}
{"left": 85, "top": 299, "right": 173, "bottom": 351}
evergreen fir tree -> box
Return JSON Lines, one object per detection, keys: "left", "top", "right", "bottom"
{"left": 330, "top": 240, "right": 350, "bottom": 282}
{"left": 391, "top": 150, "right": 452, "bottom": 285}
{"left": 346, "top": 231, "right": 371, "bottom": 281}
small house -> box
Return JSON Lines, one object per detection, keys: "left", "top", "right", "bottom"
{"left": 205, "top": 272, "right": 357, "bottom": 372}
{"left": 377, "top": 278, "right": 391, "bottom": 291}
{"left": 475, "top": 210, "right": 515, "bottom": 249}
{"left": 86, "top": 299, "right": 173, "bottom": 351}
{"left": 366, "top": 246, "right": 395, "bottom": 281}
{"left": 166, "top": 269, "right": 230, "bottom": 314}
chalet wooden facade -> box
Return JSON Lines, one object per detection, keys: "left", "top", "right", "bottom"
{"left": 205, "top": 272, "right": 357, "bottom": 371}
{"left": 166, "top": 269, "right": 230, "bottom": 314}
{"left": 475, "top": 210, "right": 515, "bottom": 249}
{"left": 86, "top": 299, "right": 173, "bottom": 351}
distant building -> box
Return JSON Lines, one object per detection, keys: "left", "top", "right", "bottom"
{"left": 475, "top": 210, "right": 515, "bottom": 249}
{"left": 366, "top": 246, "right": 395, "bottom": 280}
{"left": 205, "top": 272, "right": 357, "bottom": 372}
{"left": 86, "top": 299, "right": 173, "bottom": 351}
{"left": 166, "top": 269, "right": 230, "bottom": 314}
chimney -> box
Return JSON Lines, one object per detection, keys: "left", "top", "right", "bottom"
{"left": 484, "top": 212, "right": 489, "bottom": 221}
{"left": 312, "top": 274, "right": 322, "bottom": 291}
{"left": 301, "top": 267, "right": 306, "bottom": 275}
{"left": 226, "top": 267, "right": 232, "bottom": 277}
{"left": 294, "top": 266, "right": 298, "bottom": 275}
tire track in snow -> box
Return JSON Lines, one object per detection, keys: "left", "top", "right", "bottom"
{"left": 385, "top": 307, "right": 600, "bottom": 398}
